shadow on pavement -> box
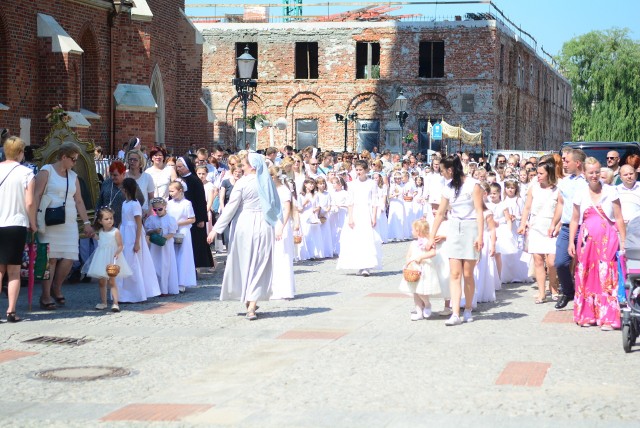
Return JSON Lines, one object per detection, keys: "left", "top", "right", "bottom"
{"left": 256, "top": 307, "right": 332, "bottom": 318}
{"left": 294, "top": 291, "right": 340, "bottom": 300}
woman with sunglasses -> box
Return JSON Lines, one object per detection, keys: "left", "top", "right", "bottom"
{"left": 34, "top": 142, "right": 94, "bottom": 310}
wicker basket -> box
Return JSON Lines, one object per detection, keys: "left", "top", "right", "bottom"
{"left": 174, "top": 233, "right": 184, "bottom": 245}
{"left": 403, "top": 196, "right": 414, "bottom": 202}
{"left": 293, "top": 234, "right": 302, "bottom": 244}
{"left": 106, "top": 264, "right": 120, "bottom": 278}
{"left": 403, "top": 263, "right": 421, "bottom": 282}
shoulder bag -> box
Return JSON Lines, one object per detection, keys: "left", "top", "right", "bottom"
{"left": 44, "top": 169, "right": 69, "bottom": 226}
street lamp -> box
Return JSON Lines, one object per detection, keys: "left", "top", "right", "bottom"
{"left": 393, "top": 89, "right": 408, "bottom": 156}
{"left": 233, "top": 45, "right": 257, "bottom": 150}
{"left": 335, "top": 112, "right": 358, "bottom": 152}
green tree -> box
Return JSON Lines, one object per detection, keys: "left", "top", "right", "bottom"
{"left": 557, "top": 29, "right": 640, "bottom": 141}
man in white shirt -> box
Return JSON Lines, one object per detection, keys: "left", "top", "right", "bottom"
{"left": 306, "top": 157, "right": 320, "bottom": 179}
{"left": 550, "top": 148, "right": 587, "bottom": 309}
{"left": 616, "top": 164, "right": 640, "bottom": 223}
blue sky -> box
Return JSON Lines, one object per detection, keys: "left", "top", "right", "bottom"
{"left": 185, "top": 0, "right": 639, "bottom": 55}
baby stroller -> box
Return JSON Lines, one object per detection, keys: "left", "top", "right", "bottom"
{"left": 622, "top": 216, "right": 640, "bottom": 353}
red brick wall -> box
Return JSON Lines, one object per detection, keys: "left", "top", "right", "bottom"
{"left": 199, "top": 20, "right": 572, "bottom": 153}
{"left": 0, "top": 0, "right": 207, "bottom": 155}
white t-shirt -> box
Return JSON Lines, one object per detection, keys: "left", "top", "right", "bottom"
{"left": 573, "top": 184, "right": 619, "bottom": 223}
{"left": 127, "top": 171, "right": 155, "bottom": 211}
{"left": 0, "top": 162, "right": 34, "bottom": 227}
{"left": 616, "top": 182, "right": 640, "bottom": 222}
{"left": 441, "top": 177, "right": 480, "bottom": 220}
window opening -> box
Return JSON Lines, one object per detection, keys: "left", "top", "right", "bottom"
{"left": 295, "top": 42, "right": 319, "bottom": 79}
{"left": 419, "top": 41, "right": 445, "bottom": 78}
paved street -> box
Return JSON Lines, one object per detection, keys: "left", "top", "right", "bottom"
{"left": 0, "top": 241, "right": 636, "bottom": 427}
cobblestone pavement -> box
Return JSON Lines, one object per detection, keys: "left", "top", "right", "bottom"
{"left": 0, "top": 241, "right": 636, "bottom": 427}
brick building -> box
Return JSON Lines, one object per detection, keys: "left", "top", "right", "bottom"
{"left": 0, "top": 0, "right": 208, "bottom": 155}
{"left": 197, "top": 16, "right": 572, "bottom": 154}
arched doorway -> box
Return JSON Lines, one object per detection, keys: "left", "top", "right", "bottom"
{"left": 150, "top": 64, "right": 165, "bottom": 147}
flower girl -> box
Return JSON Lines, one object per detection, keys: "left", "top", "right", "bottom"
{"left": 329, "top": 176, "right": 349, "bottom": 256}
{"left": 83, "top": 207, "right": 131, "bottom": 312}
{"left": 315, "top": 177, "right": 334, "bottom": 258}
{"left": 399, "top": 219, "right": 441, "bottom": 320}
{"left": 145, "top": 197, "right": 179, "bottom": 295}
{"left": 167, "top": 181, "right": 197, "bottom": 292}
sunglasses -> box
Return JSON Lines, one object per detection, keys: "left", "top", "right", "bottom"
{"left": 69, "top": 156, "right": 78, "bottom": 163}
{"left": 607, "top": 156, "right": 619, "bottom": 160}
{"left": 310, "top": 163, "right": 318, "bottom": 166}
{"left": 153, "top": 207, "right": 164, "bottom": 212}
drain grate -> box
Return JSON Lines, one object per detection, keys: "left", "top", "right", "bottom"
{"left": 23, "top": 336, "right": 91, "bottom": 347}
{"left": 34, "top": 366, "right": 131, "bottom": 382}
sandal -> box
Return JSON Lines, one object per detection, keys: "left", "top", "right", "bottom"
{"left": 551, "top": 294, "right": 560, "bottom": 302}
{"left": 246, "top": 311, "right": 258, "bottom": 321}
{"left": 53, "top": 295, "right": 66, "bottom": 306}
{"left": 6, "top": 312, "right": 22, "bottom": 323}
{"left": 534, "top": 297, "right": 547, "bottom": 304}
{"left": 39, "top": 299, "right": 56, "bottom": 311}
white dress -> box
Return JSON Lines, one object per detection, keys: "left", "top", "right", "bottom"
{"left": 501, "top": 196, "right": 531, "bottom": 283}
{"left": 398, "top": 240, "right": 442, "bottom": 296}
{"left": 387, "top": 182, "right": 405, "bottom": 241}
{"left": 213, "top": 174, "right": 274, "bottom": 302}
{"left": 374, "top": 184, "right": 388, "bottom": 243}
{"left": 144, "top": 214, "right": 179, "bottom": 295}
{"left": 167, "top": 198, "right": 197, "bottom": 288}
{"left": 336, "top": 178, "right": 383, "bottom": 271}
{"left": 432, "top": 220, "right": 451, "bottom": 299}
{"left": 488, "top": 201, "right": 518, "bottom": 255}
{"left": 83, "top": 228, "right": 132, "bottom": 279}
{"left": 38, "top": 164, "right": 79, "bottom": 260}
{"left": 474, "top": 210, "right": 500, "bottom": 303}
{"left": 402, "top": 180, "right": 417, "bottom": 239}
{"left": 297, "top": 193, "right": 323, "bottom": 260}
{"left": 146, "top": 166, "right": 174, "bottom": 200}
{"left": 527, "top": 184, "right": 558, "bottom": 254}
{"left": 117, "top": 200, "right": 161, "bottom": 302}
{"left": 330, "top": 190, "right": 349, "bottom": 256}
{"left": 271, "top": 185, "right": 296, "bottom": 299}
{"left": 128, "top": 171, "right": 155, "bottom": 212}
{"left": 316, "top": 191, "right": 334, "bottom": 258}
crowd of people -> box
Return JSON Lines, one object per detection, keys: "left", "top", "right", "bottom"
{"left": 0, "top": 133, "right": 635, "bottom": 327}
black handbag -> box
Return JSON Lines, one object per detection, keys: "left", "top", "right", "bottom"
{"left": 44, "top": 170, "right": 68, "bottom": 226}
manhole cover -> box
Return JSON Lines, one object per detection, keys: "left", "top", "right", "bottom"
{"left": 23, "top": 336, "right": 90, "bottom": 346}
{"left": 34, "top": 366, "right": 131, "bottom": 382}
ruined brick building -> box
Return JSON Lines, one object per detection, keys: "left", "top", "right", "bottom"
{"left": 197, "top": 13, "right": 572, "bottom": 154}
{"left": 0, "top": 0, "right": 208, "bottom": 155}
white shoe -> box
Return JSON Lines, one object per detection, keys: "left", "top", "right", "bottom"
{"left": 361, "top": 269, "right": 370, "bottom": 277}
{"left": 95, "top": 303, "right": 108, "bottom": 310}
{"left": 438, "top": 307, "right": 453, "bottom": 317}
{"left": 179, "top": 286, "right": 186, "bottom": 293}
{"left": 411, "top": 311, "right": 425, "bottom": 321}
{"left": 423, "top": 307, "right": 432, "bottom": 318}
{"left": 445, "top": 314, "right": 462, "bottom": 326}
{"left": 463, "top": 309, "right": 474, "bottom": 323}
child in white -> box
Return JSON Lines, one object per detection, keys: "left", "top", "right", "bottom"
{"left": 372, "top": 173, "right": 388, "bottom": 243}
{"left": 473, "top": 186, "right": 499, "bottom": 303}
{"left": 501, "top": 180, "right": 531, "bottom": 283}
{"left": 329, "top": 176, "right": 349, "bottom": 256}
{"left": 117, "top": 178, "right": 161, "bottom": 303}
{"left": 387, "top": 172, "right": 405, "bottom": 241}
{"left": 83, "top": 207, "right": 131, "bottom": 312}
{"left": 399, "top": 219, "right": 441, "bottom": 320}
{"left": 166, "top": 181, "right": 197, "bottom": 291}
{"left": 315, "top": 177, "right": 334, "bottom": 258}
{"left": 298, "top": 178, "right": 323, "bottom": 260}
{"left": 401, "top": 172, "right": 416, "bottom": 239}
{"left": 145, "top": 197, "right": 179, "bottom": 295}
{"left": 487, "top": 182, "right": 515, "bottom": 284}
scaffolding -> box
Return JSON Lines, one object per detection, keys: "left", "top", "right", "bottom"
{"left": 283, "top": 0, "right": 303, "bottom": 21}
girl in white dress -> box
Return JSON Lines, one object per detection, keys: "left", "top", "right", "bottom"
{"left": 372, "top": 173, "right": 388, "bottom": 243}
{"left": 117, "top": 178, "right": 161, "bottom": 303}
{"left": 144, "top": 197, "right": 179, "bottom": 295}
{"left": 298, "top": 178, "right": 323, "bottom": 260}
{"left": 329, "top": 176, "right": 349, "bottom": 256}
{"left": 501, "top": 180, "right": 531, "bottom": 283}
{"left": 270, "top": 167, "right": 297, "bottom": 299}
{"left": 336, "top": 160, "right": 383, "bottom": 276}
{"left": 387, "top": 172, "right": 405, "bottom": 241}
{"left": 474, "top": 204, "right": 500, "bottom": 304}
{"left": 315, "top": 177, "right": 334, "bottom": 258}
{"left": 412, "top": 175, "right": 426, "bottom": 222}
{"left": 518, "top": 162, "right": 559, "bottom": 303}
{"left": 83, "top": 207, "right": 131, "bottom": 312}
{"left": 197, "top": 166, "right": 216, "bottom": 235}
{"left": 167, "top": 181, "right": 197, "bottom": 291}
{"left": 399, "top": 219, "right": 441, "bottom": 320}
{"left": 401, "top": 171, "right": 417, "bottom": 239}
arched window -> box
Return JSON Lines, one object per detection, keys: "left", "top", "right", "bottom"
{"left": 79, "top": 28, "right": 99, "bottom": 113}
{"left": 150, "top": 64, "right": 165, "bottom": 146}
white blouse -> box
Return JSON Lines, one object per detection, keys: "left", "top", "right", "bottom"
{"left": 573, "top": 184, "right": 619, "bottom": 223}
{"left": 442, "top": 177, "right": 480, "bottom": 220}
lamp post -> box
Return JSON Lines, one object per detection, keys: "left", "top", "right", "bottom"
{"left": 335, "top": 112, "right": 358, "bottom": 152}
{"left": 393, "top": 89, "right": 408, "bottom": 157}
{"left": 233, "top": 45, "right": 257, "bottom": 151}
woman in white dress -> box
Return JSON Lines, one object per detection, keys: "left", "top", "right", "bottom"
{"left": 292, "top": 154, "right": 306, "bottom": 195}
{"left": 125, "top": 149, "right": 155, "bottom": 215}
{"left": 207, "top": 153, "right": 281, "bottom": 320}
{"left": 336, "top": 160, "right": 383, "bottom": 276}
{"left": 167, "top": 181, "right": 197, "bottom": 291}
{"left": 518, "top": 161, "right": 559, "bottom": 303}
{"left": 34, "top": 142, "right": 95, "bottom": 309}
{"left": 270, "top": 167, "right": 297, "bottom": 300}
{"left": 117, "top": 178, "right": 161, "bottom": 303}
{"left": 146, "top": 146, "right": 177, "bottom": 200}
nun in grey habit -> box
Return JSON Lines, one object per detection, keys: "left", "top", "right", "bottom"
{"left": 208, "top": 153, "right": 281, "bottom": 320}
